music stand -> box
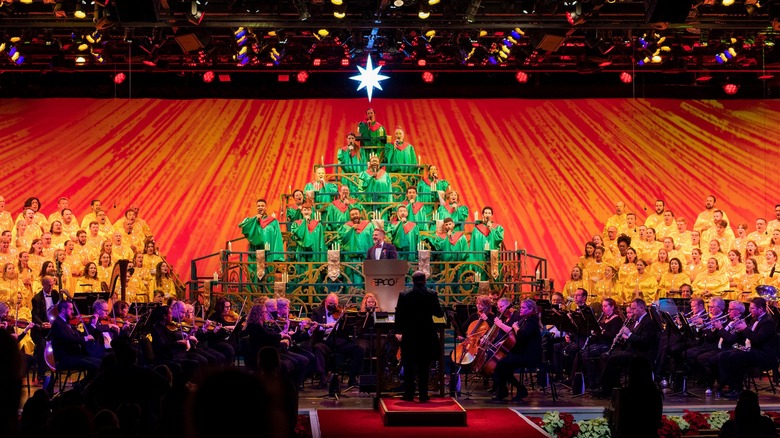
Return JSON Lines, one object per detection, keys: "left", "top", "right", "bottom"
{"left": 571, "top": 306, "right": 603, "bottom": 398}
{"left": 667, "top": 311, "right": 699, "bottom": 398}
{"left": 320, "top": 311, "right": 361, "bottom": 400}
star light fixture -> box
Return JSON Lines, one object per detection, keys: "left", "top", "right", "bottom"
{"left": 349, "top": 56, "right": 389, "bottom": 102}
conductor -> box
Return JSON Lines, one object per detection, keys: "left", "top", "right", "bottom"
{"left": 394, "top": 271, "right": 444, "bottom": 402}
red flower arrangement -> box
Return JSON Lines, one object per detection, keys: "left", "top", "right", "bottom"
{"left": 658, "top": 416, "right": 683, "bottom": 438}
{"left": 763, "top": 410, "right": 780, "bottom": 427}
{"left": 557, "top": 412, "right": 581, "bottom": 438}
{"left": 682, "top": 410, "right": 708, "bottom": 435}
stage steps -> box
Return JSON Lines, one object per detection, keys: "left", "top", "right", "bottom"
{"left": 379, "top": 397, "right": 467, "bottom": 427}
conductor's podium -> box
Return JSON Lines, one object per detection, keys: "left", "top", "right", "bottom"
{"left": 379, "top": 397, "right": 467, "bottom": 427}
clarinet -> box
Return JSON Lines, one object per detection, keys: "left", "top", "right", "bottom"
{"left": 607, "top": 315, "right": 634, "bottom": 355}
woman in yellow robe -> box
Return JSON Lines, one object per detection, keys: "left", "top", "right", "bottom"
{"left": 592, "top": 235, "right": 613, "bottom": 265}
{"left": 686, "top": 249, "right": 707, "bottom": 282}
{"left": 593, "top": 266, "right": 624, "bottom": 305}
{"left": 578, "top": 241, "right": 597, "bottom": 272}
{"left": 744, "top": 240, "right": 762, "bottom": 271}
{"left": 723, "top": 250, "right": 746, "bottom": 300}
{"left": 659, "top": 257, "right": 690, "bottom": 298}
{"left": 661, "top": 236, "right": 686, "bottom": 266}
{"left": 27, "top": 239, "right": 46, "bottom": 276}
{"left": 769, "top": 230, "right": 780, "bottom": 256}
{"left": 75, "top": 262, "right": 102, "bottom": 293}
{"left": 733, "top": 224, "right": 749, "bottom": 256}
{"left": 0, "top": 262, "right": 28, "bottom": 308}
{"left": 16, "top": 252, "right": 35, "bottom": 302}
{"left": 706, "top": 240, "right": 729, "bottom": 272}
{"left": 618, "top": 248, "right": 639, "bottom": 292}
{"left": 692, "top": 257, "right": 729, "bottom": 299}
{"left": 736, "top": 257, "right": 764, "bottom": 301}
{"left": 96, "top": 252, "right": 113, "bottom": 288}
{"left": 154, "top": 261, "right": 178, "bottom": 300}
{"left": 649, "top": 249, "right": 670, "bottom": 283}
{"left": 637, "top": 228, "right": 663, "bottom": 263}
{"left": 629, "top": 259, "right": 659, "bottom": 303}
{"left": 562, "top": 265, "right": 588, "bottom": 301}
{"left": 54, "top": 249, "right": 74, "bottom": 292}
{"left": 126, "top": 253, "right": 152, "bottom": 303}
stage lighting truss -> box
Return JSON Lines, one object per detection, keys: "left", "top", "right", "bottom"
{"left": 188, "top": 0, "right": 207, "bottom": 26}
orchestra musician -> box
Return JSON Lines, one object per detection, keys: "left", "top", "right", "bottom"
{"left": 83, "top": 299, "right": 120, "bottom": 360}
{"left": 684, "top": 297, "right": 731, "bottom": 394}
{"left": 30, "top": 275, "right": 60, "bottom": 383}
{"left": 460, "top": 294, "right": 495, "bottom": 336}
{"left": 310, "top": 293, "right": 365, "bottom": 388}
{"left": 244, "top": 301, "right": 309, "bottom": 387}
{"left": 489, "top": 298, "right": 542, "bottom": 403}
{"left": 553, "top": 288, "right": 588, "bottom": 378}
{"left": 277, "top": 297, "right": 317, "bottom": 379}
{"left": 50, "top": 299, "right": 102, "bottom": 386}
{"left": 170, "top": 300, "right": 226, "bottom": 366}
{"left": 149, "top": 305, "right": 202, "bottom": 385}
{"left": 718, "top": 297, "right": 779, "bottom": 399}
{"left": 596, "top": 298, "right": 658, "bottom": 398}
{"left": 571, "top": 297, "right": 624, "bottom": 391}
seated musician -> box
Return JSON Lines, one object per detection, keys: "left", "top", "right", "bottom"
{"left": 83, "top": 299, "right": 120, "bottom": 360}
{"left": 170, "top": 300, "right": 225, "bottom": 366}
{"left": 277, "top": 297, "right": 316, "bottom": 378}
{"left": 461, "top": 294, "right": 494, "bottom": 336}
{"left": 184, "top": 302, "right": 234, "bottom": 365}
{"left": 50, "top": 299, "right": 102, "bottom": 385}
{"left": 596, "top": 298, "right": 658, "bottom": 398}
{"left": 718, "top": 297, "right": 779, "bottom": 399}
{"left": 207, "top": 297, "right": 240, "bottom": 351}
{"left": 244, "top": 301, "right": 309, "bottom": 388}
{"left": 149, "top": 305, "right": 203, "bottom": 384}
{"left": 684, "top": 297, "right": 727, "bottom": 394}
{"left": 310, "top": 293, "right": 365, "bottom": 388}
{"left": 553, "top": 288, "right": 589, "bottom": 379}
{"left": 572, "top": 297, "right": 624, "bottom": 390}
{"left": 489, "top": 298, "right": 542, "bottom": 403}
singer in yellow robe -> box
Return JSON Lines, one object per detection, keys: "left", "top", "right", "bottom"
{"left": 629, "top": 260, "right": 659, "bottom": 303}
{"left": 692, "top": 258, "right": 729, "bottom": 298}
{"left": 562, "top": 266, "right": 588, "bottom": 301}
{"left": 593, "top": 266, "right": 624, "bottom": 305}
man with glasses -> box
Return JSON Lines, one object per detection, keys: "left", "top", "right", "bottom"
{"left": 718, "top": 297, "right": 778, "bottom": 398}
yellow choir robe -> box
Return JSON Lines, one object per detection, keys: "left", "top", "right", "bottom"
{"left": 618, "top": 263, "right": 638, "bottom": 292}
{"left": 75, "top": 278, "right": 102, "bottom": 293}
{"left": 630, "top": 271, "right": 660, "bottom": 303}
{"left": 692, "top": 270, "right": 729, "bottom": 298}
{"left": 686, "top": 261, "right": 707, "bottom": 283}
{"left": 593, "top": 279, "right": 625, "bottom": 305}
{"left": 649, "top": 261, "right": 670, "bottom": 282}
{"left": 736, "top": 272, "right": 765, "bottom": 299}
{"left": 659, "top": 272, "right": 690, "bottom": 298}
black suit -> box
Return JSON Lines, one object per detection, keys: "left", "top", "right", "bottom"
{"left": 718, "top": 313, "right": 779, "bottom": 391}
{"left": 50, "top": 316, "right": 101, "bottom": 378}
{"left": 600, "top": 312, "right": 658, "bottom": 394}
{"left": 310, "top": 305, "right": 365, "bottom": 384}
{"left": 30, "top": 289, "right": 61, "bottom": 377}
{"left": 395, "top": 283, "right": 444, "bottom": 400}
{"left": 365, "top": 242, "right": 398, "bottom": 260}
{"left": 491, "top": 312, "right": 542, "bottom": 399}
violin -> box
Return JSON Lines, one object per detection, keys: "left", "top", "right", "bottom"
{"left": 2, "top": 317, "right": 34, "bottom": 329}
{"left": 194, "top": 317, "right": 219, "bottom": 331}
{"left": 223, "top": 311, "right": 239, "bottom": 324}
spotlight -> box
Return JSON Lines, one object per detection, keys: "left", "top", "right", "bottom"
{"left": 417, "top": 59, "right": 426, "bottom": 67}
{"left": 393, "top": 0, "right": 404, "bottom": 6}
{"left": 292, "top": 0, "right": 310, "bottom": 21}
{"left": 75, "top": 55, "right": 87, "bottom": 66}
{"left": 188, "top": 0, "right": 205, "bottom": 25}
{"left": 203, "top": 71, "right": 215, "bottom": 83}
{"left": 722, "top": 0, "right": 734, "bottom": 4}
{"left": 419, "top": 3, "right": 431, "bottom": 19}
{"left": 422, "top": 71, "right": 434, "bottom": 83}
{"left": 331, "top": 0, "right": 343, "bottom": 4}
{"left": 341, "top": 58, "right": 350, "bottom": 66}
{"left": 74, "top": 1, "right": 87, "bottom": 19}
{"left": 620, "top": 72, "right": 633, "bottom": 83}
{"left": 313, "top": 58, "right": 321, "bottom": 66}
{"left": 333, "top": 4, "right": 346, "bottom": 18}
{"left": 143, "top": 54, "right": 158, "bottom": 67}
{"left": 297, "top": 71, "right": 309, "bottom": 83}
{"left": 464, "top": 0, "right": 481, "bottom": 22}
{"left": 723, "top": 83, "right": 738, "bottom": 95}
{"left": 515, "top": 71, "right": 529, "bottom": 83}
{"left": 114, "top": 72, "right": 126, "bottom": 84}
{"left": 429, "top": 0, "right": 440, "bottom": 4}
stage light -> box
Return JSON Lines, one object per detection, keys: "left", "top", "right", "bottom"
{"left": 331, "top": 0, "right": 343, "bottom": 4}
{"left": 723, "top": 83, "right": 738, "bottom": 94}
{"left": 422, "top": 71, "right": 434, "bottom": 83}
{"left": 417, "top": 59, "right": 426, "bottom": 67}
{"left": 188, "top": 0, "right": 205, "bottom": 25}
{"left": 419, "top": 3, "right": 431, "bottom": 19}
{"left": 78, "top": 42, "right": 89, "bottom": 51}
{"left": 393, "top": 0, "right": 404, "bottom": 6}
{"left": 202, "top": 71, "right": 215, "bottom": 83}
{"left": 75, "top": 55, "right": 87, "bottom": 66}
{"left": 722, "top": 0, "right": 734, "bottom": 5}
{"left": 86, "top": 31, "right": 101, "bottom": 45}
{"left": 695, "top": 75, "right": 713, "bottom": 82}
{"left": 515, "top": 71, "right": 529, "bottom": 83}
{"left": 292, "top": 0, "right": 310, "bottom": 21}
{"left": 297, "top": 71, "right": 309, "bottom": 83}
{"left": 464, "top": 0, "right": 481, "bottom": 22}
{"left": 620, "top": 72, "right": 632, "bottom": 83}
{"left": 74, "top": 1, "right": 86, "bottom": 19}
{"left": 341, "top": 58, "right": 350, "bottom": 67}
{"left": 758, "top": 73, "right": 774, "bottom": 80}
{"left": 333, "top": 4, "right": 346, "bottom": 18}
{"left": 114, "top": 72, "right": 126, "bottom": 84}
{"left": 313, "top": 58, "right": 322, "bottom": 66}
{"left": 143, "top": 54, "right": 158, "bottom": 67}
{"left": 428, "top": 0, "right": 440, "bottom": 4}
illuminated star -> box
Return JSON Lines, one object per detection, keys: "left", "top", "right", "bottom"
{"left": 350, "top": 56, "right": 389, "bottom": 102}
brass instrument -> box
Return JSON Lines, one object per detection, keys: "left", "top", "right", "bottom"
{"left": 700, "top": 313, "right": 728, "bottom": 331}
{"left": 727, "top": 316, "right": 751, "bottom": 334}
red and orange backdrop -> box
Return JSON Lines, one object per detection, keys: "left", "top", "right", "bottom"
{"left": 1, "top": 98, "right": 778, "bottom": 287}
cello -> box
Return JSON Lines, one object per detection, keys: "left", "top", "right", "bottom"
{"left": 471, "top": 306, "right": 512, "bottom": 373}
{"left": 450, "top": 316, "right": 490, "bottom": 366}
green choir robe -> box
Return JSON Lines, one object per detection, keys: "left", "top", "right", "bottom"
{"left": 437, "top": 204, "right": 469, "bottom": 231}
{"left": 357, "top": 121, "right": 386, "bottom": 146}
{"left": 289, "top": 218, "right": 326, "bottom": 265}
{"left": 325, "top": 199, "right": 364, "bottom": 231}
{"left": 428, "top": 231, "right": 469, "bottom": 262}
{"left": 416, "top": 177, "right": 450, "bottom": 204}
{"left": 239, "top": 215, "right": 285, "bottom": 281}
{"left": 359, "top": 167, "right": 394, "bottom": 208}
{"left": 388, "top": 220, "right": 420, "bottom": 261}
{"left": 337, "top": 146, "right": 367, "bottom": 193}
{"left": 400, "top": 201, "right": 431, "bottom": 230}
{"left": 383, "top": 141, "right": 418, "bottom": 174}
{"left": 303, "top": 180, "right": 339, "bottom": 206}
{"left": 468, "top": 222, "right": 505, "bottom": 262}
{"left": 338, "top": 220, "right": 376, "bottom": 284}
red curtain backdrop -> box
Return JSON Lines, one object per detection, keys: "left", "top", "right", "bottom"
{"left": 1, "top": 98, "right": 778, "bottom": 287}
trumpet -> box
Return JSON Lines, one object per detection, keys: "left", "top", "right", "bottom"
{"left": 700, "top": 313, "right": 728, "bottom": 331}
{"left": 726, "top": 316, "right": 751, "bottom": 334}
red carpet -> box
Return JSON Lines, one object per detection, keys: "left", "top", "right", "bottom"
{"left": 317, "top": 407, "right": 547, "bottom": 437}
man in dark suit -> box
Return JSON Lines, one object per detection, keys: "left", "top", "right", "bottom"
{"left": 310, "top": 293, "right": 365, "bottom": 388}
{"left": 50, "top": 299, "right": 102, "bottom": 385}
{"left": 718, "top": 297, "right": 779, "bottom": 398}
{"left": 597, "top": 298, "right": 658, "bottom": 397}
{"left": 394, "top": 271, "right": 444, "bottom": 402}
{"left": 365, "top": 228, "right": 398, "bottom": 260}
{"left": 83, "top": 299, "right": 121, "bottom": 360}
{"left": 30, "top": 275, "right": 60, "bottom": 381}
